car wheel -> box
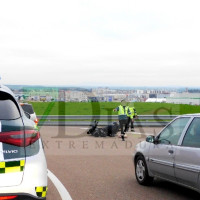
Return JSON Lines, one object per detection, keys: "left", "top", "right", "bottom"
{"left": 135, "top": 156, "right": 153, "bottom": 185}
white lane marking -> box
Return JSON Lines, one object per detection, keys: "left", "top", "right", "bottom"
{"left": 125, "top": 131, "right": 152, "bottom": 136}
{"left": 67, "top": 127, "right": 87, "bottom": 129}
{"left": 47, "top": 169, "right": 73, "bottom": 200}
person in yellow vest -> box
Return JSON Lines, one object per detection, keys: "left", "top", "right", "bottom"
{"left": 125, "top": 103, "right": 138, "bottom": 132}
{"left": 113, "top": 100, "right": 131, "bottom": 141}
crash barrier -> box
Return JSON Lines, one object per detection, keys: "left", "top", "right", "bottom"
{"left": 37, "top": 115, "right": 178, "bottom": 127}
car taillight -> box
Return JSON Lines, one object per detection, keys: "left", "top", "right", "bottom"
{"left": 34, "top": 118, "right": 39, "bottom": 125}
{"left": 0, "top": 130, "right": 40, "bottom": 147}
{"left": 0, "top": 196, "right": 17, "bottom": 200}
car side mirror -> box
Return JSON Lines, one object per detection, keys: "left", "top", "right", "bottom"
{"left": 24, "top": 112, "right": 31, "bottom": 119}
{"left": 153, "top": 137, "right": 159, "bottom": 145}
{"left": 146, "top": 135, "right": 155, "bottom": 143}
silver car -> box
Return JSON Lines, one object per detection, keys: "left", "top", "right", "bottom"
{"left": 133, "top": 114, "right": 200, "bottom": 192}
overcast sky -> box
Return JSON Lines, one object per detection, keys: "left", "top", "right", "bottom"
{"left": 0, "top": 0, "right": 200, "bottom": 87}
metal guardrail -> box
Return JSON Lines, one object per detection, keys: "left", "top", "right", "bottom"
{"left": 37, "top": 115, "right": 177, "bottom": 127}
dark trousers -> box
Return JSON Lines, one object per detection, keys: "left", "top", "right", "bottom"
{"left": 119, "top": 119, "right": 128, "bottom": 135}
{"left": 125, "top": 117, "right": 134, "bottom": 131}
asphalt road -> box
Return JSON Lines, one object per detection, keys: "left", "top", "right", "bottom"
{"left": 40, "top": 126, "right": 200, "bottom": 200}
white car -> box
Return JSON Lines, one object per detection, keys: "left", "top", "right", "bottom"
{"left": 0, "top": 85, "right": 47, "bottom": 199}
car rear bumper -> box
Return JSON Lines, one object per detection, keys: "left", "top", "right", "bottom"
{"left": 0, "top": 139, "right": 48, "bottom": 198}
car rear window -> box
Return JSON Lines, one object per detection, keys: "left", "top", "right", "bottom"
{"left": 21, "top": 104, "right": 34, "bottom": 114}
{"left": 0, "top": 92, "right": 21, "bottom": 120}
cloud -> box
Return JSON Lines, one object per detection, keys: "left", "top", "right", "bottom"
{"left": 0, "top": 0, "right": 200, "bottom": 87}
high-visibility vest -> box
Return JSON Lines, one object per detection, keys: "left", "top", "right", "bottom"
{"left": 118, "top": 105, "right": 129, "bottom": 115}
{"left": 128, "top": 107, "right": 137, "bottom": 118}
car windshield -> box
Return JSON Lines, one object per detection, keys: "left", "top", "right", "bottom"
{"left": 0, "top": 92, "right": 21, "bottom": 120}
{"left": 21, "top": 104, "right": 34, "bottom": 114}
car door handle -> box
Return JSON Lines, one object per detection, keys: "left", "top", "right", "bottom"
{"left": 168, "top": 150, "right": 174, "bottom": 154}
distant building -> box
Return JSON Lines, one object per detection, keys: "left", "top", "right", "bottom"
{"left": 157, "top": 93, "right": 170, "bottom": 98}
{"left": 136, "top": 90, "right": 144, "bottom": 94}
{"left": 40, "top": 96, "right": 46, "bottom": 102}
{"left": 113, "top": 94, "right": 127, "bottom": 102}
{"left": 145, "top": 92, "right": 200, "bottom": 104}
{"left": 12, "top": 86, "right": 200, "bottom": 105}
{"left": 166, "top": 93, "right": 200, "bottom": 105}
{"left": 146, "top": 98, "right": 166, "bottom": 103}
{"left": 59, "top": 90, "right": 65, "bottom": 101}
{"left": 65, "top": 91, "right": 88, "bottom": 102}
{"left": 149, "top": 94, "right": 157, "bottom": 98}
{"left": 88, "top": 97, "right": 99, "bottom": 102}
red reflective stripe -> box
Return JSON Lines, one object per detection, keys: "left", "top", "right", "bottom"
{"left": 0, "top": 196, "right": 17, "bottom": 200}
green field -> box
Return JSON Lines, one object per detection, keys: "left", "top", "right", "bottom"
{"left": 29, "top": 102, "right": 200, "bottom": 116}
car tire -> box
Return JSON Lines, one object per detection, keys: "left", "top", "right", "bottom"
{"left": 135, "top": 156, "right": 153, "bottom": 186}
